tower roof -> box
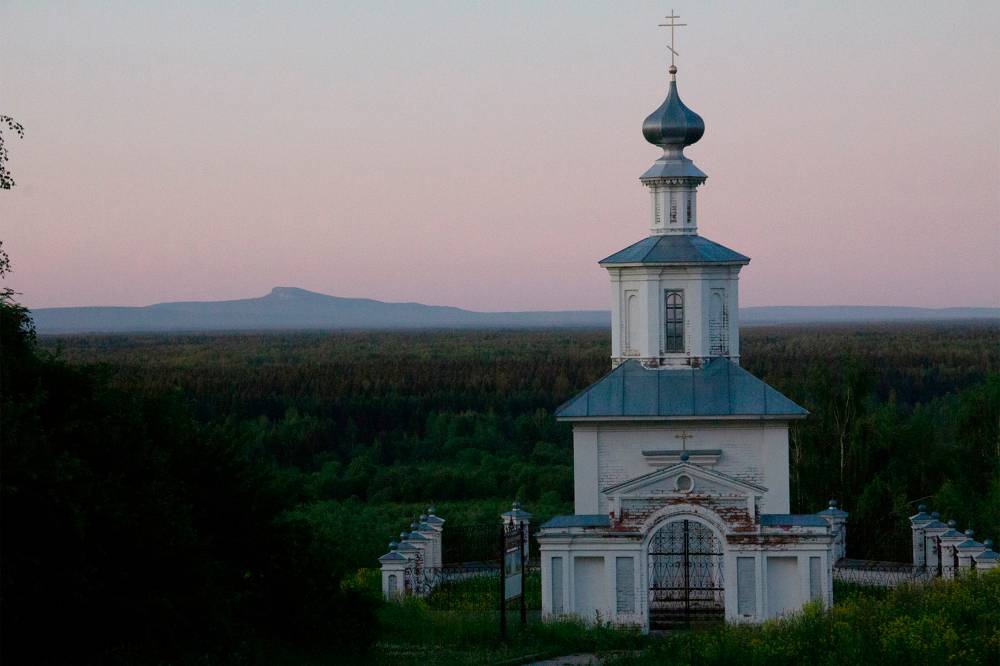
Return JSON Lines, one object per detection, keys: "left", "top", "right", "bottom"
{"left": 599, "top": 234, "right": 749, "bottom": 266}
{"left": 642, "top": 74, "right": 705, "bottom": 149}
{"left": 555, "top": 358, "right": 807, "bottom": 421}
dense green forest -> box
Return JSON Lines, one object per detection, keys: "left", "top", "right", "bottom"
{"left": 39, "top": 322, "right": 1000, "bottom": 561}
{"left": 3, "top": 296, "right": 999, "bottom": 662}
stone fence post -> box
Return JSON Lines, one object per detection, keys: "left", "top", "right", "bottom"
{"left": 974, "top": 540, "right": 998, "bottom": 572}
{"left": 922, "top": 513, "right": 950, "bottom": 575}
{"left": 377, "top": 507, "right": 446, "bottom": 599}
{"left": 939, "top": 521, "right": 966, "bottom": 580}
{"left": 955, "top": 530, "right": 985, "bottom": 572}
{"left": 817, "top": 499, "right": 849, "bottom": 562}
{"left": 421, "top": 506, "right": 444, "bottom": 568}
{"left": 379, "top": 541, "right": 408, "bottom": 599}
{"left": 909, "top": 505, "right": 933, "bottom": 568}
{"left": 501, "top": 501, "right": 532, "bottom": 561}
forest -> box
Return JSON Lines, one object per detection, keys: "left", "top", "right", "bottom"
{"left": 3, "top": 294, "right": 999, "bottom": 662}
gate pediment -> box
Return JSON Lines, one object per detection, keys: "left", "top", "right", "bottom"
{"left": 602, "top": 463, "right": 766, "bottom": 500}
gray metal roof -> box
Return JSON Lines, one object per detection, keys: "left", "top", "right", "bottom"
{"left": 956, "top": 539, "right": 983, "bottom": 550}
{"left": 378, "top": 551, "right": 408, "bottom": 562}
{"left": 760, "top": 514, "right": 829, "bottom": 527}
{"left": 555, "top": 358, "right": 807, "bottom": 420}
{"left": 599, "top": 234, "right": 750, "bottom": 266}
{"left": 642, "top": 78, "right": 704, "bottom": 148}
{"left": 640, "top": 155, "right": 707, "bottom": 180}
{"left": 541, "top": 515, "right": 611, "bottom": 529}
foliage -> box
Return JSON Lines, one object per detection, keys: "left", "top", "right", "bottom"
{"left": 0, "top": 114, "right": 25, "bottom": 189}
{"left": 39, "top": 323, "right": 1000, "bottom": 562}
{"left": 608, "top": 571, "right": 1000, "bottom": 666}
{"left": 1, "top": 300, "right": 377, "bottom": 664}
{"left": 375, "top": 600, "right": 648, "bottom": 665}
{"left": 8, "top": 312, "right": 999, "bottom": 661}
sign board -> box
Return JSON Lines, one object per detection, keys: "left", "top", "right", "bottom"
{"left": 503, "top": 527, "right": 523, "bottom": 601}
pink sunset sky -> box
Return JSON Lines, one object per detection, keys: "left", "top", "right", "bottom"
{"left": 2, "top": 1, "right": 998, "bottom": 311}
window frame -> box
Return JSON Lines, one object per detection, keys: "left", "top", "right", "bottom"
{"left": 664, "top": 289, "right": 685, "bottom": 353}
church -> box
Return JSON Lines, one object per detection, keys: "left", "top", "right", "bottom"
{"left": 536, "top": 32, "right": 845, "bottom": 630}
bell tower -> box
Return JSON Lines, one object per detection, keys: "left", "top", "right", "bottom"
{"left": 602, "top": 62, "right": 749, "bottom": 368}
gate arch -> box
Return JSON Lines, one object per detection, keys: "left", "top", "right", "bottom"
{"left": 646, "top": 517, "right": 725, "bottom": 629}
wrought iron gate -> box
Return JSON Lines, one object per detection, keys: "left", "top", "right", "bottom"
{"left": 647, "top": 519, "right": 725, "bottom": 629}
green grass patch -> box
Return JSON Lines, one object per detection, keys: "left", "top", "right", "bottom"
{"left": 367, "top": 572, "right": 1000, "bottom": 665}
{"left": 608, "top": 571, "right": 1000, "bottom": 666}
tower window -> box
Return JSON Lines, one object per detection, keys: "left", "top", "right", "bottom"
{"left": 670, "top": 193, "right": 677, "bottom": 224}
{"left": 686, "top": 192, "right": 693, "bottom": 224}
{"left": 664, "top": 290, "right": 684, "bottom": 352}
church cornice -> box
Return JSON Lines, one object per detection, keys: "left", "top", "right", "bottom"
{"left": 640, "top": 176, "right": 707, "bottom": 187}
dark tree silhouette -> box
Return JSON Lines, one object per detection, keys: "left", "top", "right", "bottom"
{"left": 0, "top": 115, "right": 25, "bottom": 189}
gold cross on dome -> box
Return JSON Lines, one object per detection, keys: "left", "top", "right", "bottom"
{"left": 658, "top": 10, "right": 687, "bottom": 67}
{"left": 675, "top": 430, "right": 694, "bottom": 450}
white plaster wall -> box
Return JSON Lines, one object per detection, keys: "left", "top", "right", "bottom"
{"left": 760, "top": 428, "right": 790, "bottom": 513}
{"left": 765, "top": 557, "right": 799, "bottom": 618}
{"left": 574, "top": 422, "right": 791, "bottom": 515}
{"left": 539, "top": 538, "right": 645, "bottom": 627}
{"left": 574, "top": 428, "right": 600, "bottom": 514}
{"left": 542, "top": 529, "right": 835, "bottom": 628}
{"left": 608, "top": 265, "right": 743, "bottom": 365}
{"left": 573, "top": 557, "right": 607, "bottom": 621}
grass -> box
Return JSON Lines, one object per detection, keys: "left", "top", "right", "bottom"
{"left": 362, "top": 571, "right": 1000, "bottom": 666}
{"left": 609, "top": 571, "right": 1000, "bottom": 666}
{"left": 375, "top": 600, "right": 648, "bottom": 665}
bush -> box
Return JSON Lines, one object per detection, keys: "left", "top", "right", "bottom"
{"left": 610, "top": 572, "right": 1000, "bottom": 666}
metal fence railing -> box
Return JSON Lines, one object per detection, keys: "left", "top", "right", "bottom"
{"left": 403, "top": 564, "right": 542, "bottom": 612}
{"left": 832, "top": 559, "right": 935, "bottom": 587}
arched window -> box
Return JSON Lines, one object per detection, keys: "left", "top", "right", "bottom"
{"left": 664, "top": 290, "right": 684, "bottom": 352}
{"left": 388, "top": 574, "right": 398, "bottom": 597}
{"left": 625, "top": 293, "right": 640, "bottom": 355}
{"left": 709, "top": 290, "right": 729, "bottom": 355}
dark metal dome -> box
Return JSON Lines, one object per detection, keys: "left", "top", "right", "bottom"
{"left": 642, "top": 72, "right": 705, "bottom": 149}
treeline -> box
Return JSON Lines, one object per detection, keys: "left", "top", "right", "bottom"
{"left": 40, "top": 325, "right": 1000, "bottom": 561}
{"left": 6, "top": 317, "right": 998, "bottom": 661}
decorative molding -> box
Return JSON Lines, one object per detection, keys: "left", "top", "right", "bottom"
{"left": 641, "top": 176, "right": 707, "bottom": 187}
{"left": 643, "top": 449, "right": 722, "bottom": 466}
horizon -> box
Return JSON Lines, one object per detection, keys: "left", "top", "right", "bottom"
{"left": 3, "top": 2, "right": 999, "bottom": 311}
{"left": 30, "top": 284, "right": 1000, "bottom": 314}
{"left": 29, "top": 285, "right": 1000, "bottom": 314}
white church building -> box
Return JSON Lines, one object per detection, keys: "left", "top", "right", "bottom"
{"left": 536, "top": 50, "right": 846, "bottom": 630}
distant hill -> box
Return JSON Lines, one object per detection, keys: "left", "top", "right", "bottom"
{"left": 30, "top": 287, "right": 1000, "bottom": 334}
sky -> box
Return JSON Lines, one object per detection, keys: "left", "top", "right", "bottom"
{"left": 2, "top": 1, "right": 998, "bottom": 311}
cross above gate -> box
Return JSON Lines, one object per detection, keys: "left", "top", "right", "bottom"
{"left": 674, "top": 430, "right": 694, "bottom": 451}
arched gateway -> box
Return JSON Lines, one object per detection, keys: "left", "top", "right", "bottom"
{"left": 647, "top": 518, "right": 724, "bottom": 629}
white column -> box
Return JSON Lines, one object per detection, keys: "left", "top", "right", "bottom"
{"left": 379, "top": 542, "right": 408, "bottom": 599}
{"left": 817, "top": 500, "right": 848, "bottom": 562}
{"left": 909, "top": 505, "right": 933, "bottom": 568}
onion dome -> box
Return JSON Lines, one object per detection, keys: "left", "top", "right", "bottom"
{"left": 642, "top": 66, "right": 704, "bottom": 149}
